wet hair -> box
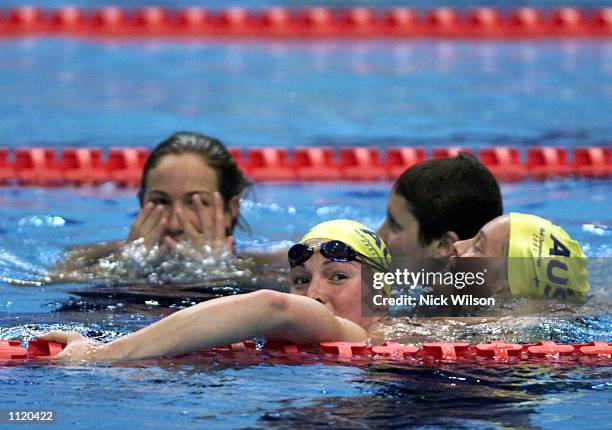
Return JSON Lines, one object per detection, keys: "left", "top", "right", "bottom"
{"left": 138, "top": 131, "right": 252, "bottom": 234}
{"left": 394, "top": 152, "right": 502, "bottom": 245}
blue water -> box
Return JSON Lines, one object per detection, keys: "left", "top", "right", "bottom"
{"left": 0, "top": 38, "right": 611, "bottom": 149}
{"left": 0, "top": 19, "right": 610, "bottom": 430}
{"left": 0, "top": 180, "right": 611, "bottom": 429}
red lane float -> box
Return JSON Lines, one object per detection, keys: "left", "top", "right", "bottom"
{"left": 14, "top": 148, "right": 63, "bottom": 186}
{"left": 0, "top": 148, "right": 12, "bottom": 184}
{"left": 0, "top": 146, "right": 611, "bottom": 185}
{"left": 242, "top": 147, "right": 295, "bottom": 181}
{"left": 526, "top": 147, "right": 573, "bottom": 179}
{"left": 480, "top": 147, "right": 526, "bottom": 182}
{"left": 0, "top": 7, "right": 611, "bottom": 39}
{"left": 385, "top": 147, "right": 425, "bottom": 181}
{"left": 339, "top": 147, "right": 386, "bottom": 181}
{"left": 294, "top": 147, "right": 342, "bottom": 181}
{"left": 1, "top": 339, "right": 610, "bottom": 365}
{"left": 107, "top": 147, "right": 148, "bottom": 187}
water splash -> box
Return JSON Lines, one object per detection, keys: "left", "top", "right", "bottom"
{"left": 582, "top": 223, "right": 611, "bottom": 237}
{"left": 62, "top": 238, "right": 254, "bottom": 285}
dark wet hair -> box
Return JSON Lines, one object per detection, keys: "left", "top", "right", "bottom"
{"left": 394, "top": 152, "right": 502, "bottom": 245}
{"left": 138, "top": 131, "right": 252, "bottom": 234}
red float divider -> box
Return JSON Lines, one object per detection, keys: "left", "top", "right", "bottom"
{"left": 175, "top": 7, "right": 209, "bottom": 34}
{"left": 382, "top": 8, "right": 418, "bottom": 37}
{"left": 2, "top": 146, "right": 612, "bottom": 186}
{"left": 371, "top": 342, "right": 420, "bottom": 358}
{"left": 509, "top": 8, "right": 545, "bottom": 36}
{"left": 339, "top": 147, "right": 387, "bottom": 180}
{"left": 14, "top": 148, "right": 64, "bottom": 186}
{"left": 319, "top": 341, "right": 370, "bottom": 358}
{"left": 131, "top": 7, "right": 171, "bottom": 35}
{"left": 479, "top": 147, "right": 526, "bottom": 181}
{"left": 61, "top": 148, "right": 109, "bottom": 185}
{"left": 1, "top": 7, "right": 612, "bottom": 39}
{"left": 467, "top": 8, "right": 503, "bottom": 37}
{"left": 593, "top": 8, "right": 612, "bottom": 36}
{"left": 432, "top": 146, "right": 472, "bottom": 159}
{"left": 475, "top": 341, "right": 523, "bottom": 360}
{"left": 258, "top": 7, "right": 291, "bottom": 32}
{"left": 525, "top": 340, "right": 576, "bottom": 357}
{"left": 243, "top": 147, "right": 296, "bottom": 181}
{"left": 525, "top": 147, "right": 573, "bottom": 179}
{"left": 90, "top": 7, "right": 127, "bottom": 35}
{"left": 2, "top": 339, "right": 611, "bottom": 364}
{"left": 573, "top": 147, "right": 612, "bottom": 178}
{"left": 27, "top": 340, "right": 64, "bottom": 359}
{"left": 550, "top": 8, "right": 586, "bottom": 36}
{"left": 2, "top": 6, "right": 45, "bottom": 35}
{"left": 0, "top": 340, "right": 27, "bottom": 361}
{"left": 424, "top": 8, "right": 461, "bottom": 37}
{"left": 49, "top": 6, "right": 86, "bottom": 33}
{"left": 107, "top": 147, "right": 149, "bottom": 187}
{"left": 577, "top": 341, "right": 612, "bottom": 356}
{"left": 0, "top": 148, "right": 12, "bottom": 184}
{"left": 385, "top": 147, "right": 426, "bottom": 180}
{"left": 422, "top": 341, "right": 471, "bottom": 360}
{"left": 294, "top": 147, "right": 342, "bottom": 181}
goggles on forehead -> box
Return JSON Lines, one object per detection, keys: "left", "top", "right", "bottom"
{"left": 288, "top": 240, "right": 387, "bottom": 272}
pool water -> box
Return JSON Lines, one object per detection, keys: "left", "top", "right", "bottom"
{"left": 1, "top": 180, "right": 610, "bottom": 429}
{"left": 1, "top": 39, "right": 611, "bottom": 149}
{"left": 0, "top": 10, "right": 611, "bottom": 430}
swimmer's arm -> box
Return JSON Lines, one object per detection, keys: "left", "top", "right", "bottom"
{"left": 93, "top": 290, "right": 366, "bottom": 361}
{"left": 52, "top": 240, "right": 125, "bottom": 273}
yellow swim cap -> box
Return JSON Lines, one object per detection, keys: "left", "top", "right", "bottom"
{"left": 508, "top": 213, "right": 590, "bottom": 301}
{"left": 300, "top": 219, "right": 391, "bottom": 272}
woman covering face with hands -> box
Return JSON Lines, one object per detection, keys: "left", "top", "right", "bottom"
{"left": 129, "top": 132, "right": 249, "bottom": 261}
{"left": 54, "top": 132, "right": 252, "bottom": 278}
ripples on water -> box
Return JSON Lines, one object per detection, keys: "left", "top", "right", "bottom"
{"left": 0, "top": 185, "right": 610, "bottom": 429}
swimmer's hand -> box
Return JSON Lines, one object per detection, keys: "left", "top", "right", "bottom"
{"left": 127, "top": 202, "right": 169, "bottom": 251}
{"left": 164, "top": 192, "right": 233, "bottom": 259}
{"left": 37, "top": 331, "right": 102, "bottom": 363}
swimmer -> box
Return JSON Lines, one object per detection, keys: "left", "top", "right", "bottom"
{"left": 453, "top": 213, "right": 590, "bottom": 301}
{"left": 39, "top": 220, "right": 392, "bottom": 362}
{"left": 54, "top": 132, "right": 252, "bottom": 275}
{"left": 378, "top": 153, "right": 502, "bottom": 259}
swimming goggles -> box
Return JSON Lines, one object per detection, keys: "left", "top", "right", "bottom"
{"left": 288, "top": 240, "right": 387, "bottom": 272}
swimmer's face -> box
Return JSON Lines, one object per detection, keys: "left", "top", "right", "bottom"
{"left": 377, "top": 191, "right": 437, "bottom": 259}
{"left": 142, "top": 153, "right": 235, "bottom": 242}
{"left": 289, "top": 242, "right": 368, "bottom": 327}
{"left": 453, "top": 215, "right": 510, "bottom": 258}
{"left": 452, "top": 215, "right": 511, "bottom": 296}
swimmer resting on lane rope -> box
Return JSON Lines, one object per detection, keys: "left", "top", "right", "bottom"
{"left": 40, "top": 220, "right": 392, "bottom": 362}
{"left": 453, "top": 212, "right": 590, "bottom": 301}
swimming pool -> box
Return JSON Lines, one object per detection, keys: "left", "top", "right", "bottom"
{"left": 1, "top": 6, "right": 611, "bottom": 430}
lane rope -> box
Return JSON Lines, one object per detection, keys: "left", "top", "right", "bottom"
{"left": 0, "top": 7, "right": 611, "bottom": 39}
{"left": 0, "top": 146, "right": 611, "bottom": 185}
{"left": 1, "top": 339, "right": 610, "bottom": 365}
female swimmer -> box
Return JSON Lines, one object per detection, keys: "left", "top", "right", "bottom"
{"left": 55, "top": 132, "right": 251, "bottom": 274}
{"left": 40, "top": 220, "right": 392, "bottom": 362}
{"left": 453, "top": 213, "right": 589, "bottom": 301}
